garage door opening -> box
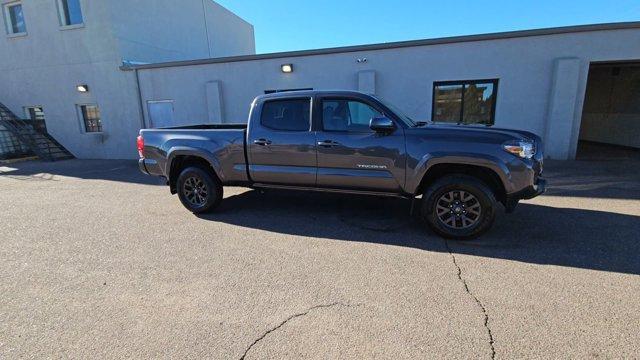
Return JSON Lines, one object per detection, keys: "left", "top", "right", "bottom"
{"left": 577, "top": 62, "right": 640, "bottom": 160}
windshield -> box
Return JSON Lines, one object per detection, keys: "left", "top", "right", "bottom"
{"left": 374, "top": 96, "right": 418, "bottom": 127}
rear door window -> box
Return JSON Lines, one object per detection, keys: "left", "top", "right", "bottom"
{"left": 261, "top": 99, "right": 311, "bottom": 131}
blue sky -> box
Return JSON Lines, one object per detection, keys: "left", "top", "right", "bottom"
{"left": 215, "top": 0, "right": 640, "bottom": 54}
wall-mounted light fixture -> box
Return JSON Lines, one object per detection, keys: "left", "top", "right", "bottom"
{"left": 281, "top": 64, "right": 293, "bottom": 73}
{"left": 77, "top": 84, "right": 89, "bottom": 92}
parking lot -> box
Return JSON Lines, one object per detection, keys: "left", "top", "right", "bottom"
{"left": 1, "top": 158, "right": 639, "bottom": 359}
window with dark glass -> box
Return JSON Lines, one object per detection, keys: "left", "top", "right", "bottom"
{"left": 260, "top": 99, "right": 310, "bottom": 131}
{"left": 58, "top": 0, "right": 83, "bottom": 26}
{"left": 322, "top": 99, "right": 382, "bottom": 132}
{"left": 79, "top": 105, "right": 102, "bottom": 133}
{"left": 432, "top": 79, "right": 498, "bottom": 125}
{"left": 4, "top": 2, "right": 26, "bottom": 34}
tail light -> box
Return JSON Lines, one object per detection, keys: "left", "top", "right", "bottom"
{"left": 137, "top": 135, "right": 144, "bottom": 158}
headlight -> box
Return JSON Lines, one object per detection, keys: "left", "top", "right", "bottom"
{"left": 503, "top": 140, "right": 536, "bottom": 159}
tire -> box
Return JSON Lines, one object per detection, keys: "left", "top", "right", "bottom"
{"left": 421, "top": 175, "right": 497, "bottom": 240}
{"left": 176, "top": 166, "right": 223, "bottom": 214}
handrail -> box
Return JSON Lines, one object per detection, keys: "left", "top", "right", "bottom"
{"left": 0, "top": 102, "right": 73, "bottom": 161}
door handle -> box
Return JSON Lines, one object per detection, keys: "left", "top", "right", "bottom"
{"left": 317, "top": 140, "right": 341, "bottom": 148}
{"left": 253, "top": 139, "right": 272, "bottom": 146}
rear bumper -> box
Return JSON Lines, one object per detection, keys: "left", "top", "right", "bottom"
{"left": 138, "top": 158, "right": 149, "bottom": 175}
{"left": 505, "top": 178, "right": 546, "bottom": 213}
{"left": 138, "top": 158, "right": 162, "bottom": 176}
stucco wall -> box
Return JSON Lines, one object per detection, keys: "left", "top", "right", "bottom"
{"left": 0, "top": 0, "right": 118, "bottom": 71}
{"left": 0, "top": 0, "right": 138, "bottom": 159}
{"left": 136, "top": 28, "right": 640, "bottom": 159}
{"left": 0, "top": 0, "right": 255, "bottom": 159}
{"left": 205, "top": 0, "right": 255, "bottom": 58}
{"left": 108, "top": 0, "right": 255, "bottom": 63}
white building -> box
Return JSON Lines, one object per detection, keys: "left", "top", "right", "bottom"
{"left": 1, "top": 1, "right": 638, "bottom": 160}
{"left": 0, "top": 0, "right": 254, "bottom": 159}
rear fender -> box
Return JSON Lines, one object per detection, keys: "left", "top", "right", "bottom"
{"left": 166, "top": 147, "right": 224, "bottom": 182}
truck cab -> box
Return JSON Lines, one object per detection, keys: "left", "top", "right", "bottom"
{"left": 247, "top": 91, "right": 409, "bottom": 193}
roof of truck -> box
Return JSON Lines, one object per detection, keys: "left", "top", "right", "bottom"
{"left": 256, "top": 90, "right": 370, "bottom": 101}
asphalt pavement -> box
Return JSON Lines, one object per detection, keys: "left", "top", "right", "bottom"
{"left": 0, "top": 159, "right": 638, "bottom": 359}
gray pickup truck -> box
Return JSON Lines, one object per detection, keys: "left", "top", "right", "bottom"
{"left": 138, "top": 90, "right": 545, "bottom": 239}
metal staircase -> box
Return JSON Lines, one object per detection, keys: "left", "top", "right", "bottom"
{"left": 0, "top": 102, "right": 74, "bottom": 161}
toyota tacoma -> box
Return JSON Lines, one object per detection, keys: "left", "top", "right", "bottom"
{"left": 138, "top": 90, "right": 545, "bottom": 239}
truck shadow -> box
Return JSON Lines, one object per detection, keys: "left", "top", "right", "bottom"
{"left": 199, "top": 189, "right": 640, "bottom": 276}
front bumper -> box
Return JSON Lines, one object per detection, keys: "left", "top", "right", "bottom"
{"left": 504, "top": 178, "right": 546, "bottom": 213}
{"left": 519, "top": 178, "right": 547, "bottom": 200}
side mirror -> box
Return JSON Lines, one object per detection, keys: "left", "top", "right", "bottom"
{"left": 370, "top": 117, "right": 396, "bottom": 133}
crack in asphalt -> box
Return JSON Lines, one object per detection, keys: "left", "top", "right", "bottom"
{"left": 444, "top": 240, "right": 496, "bottom": 359}
{"left": 240, "top": 302, "right": 362, "bottom": 360}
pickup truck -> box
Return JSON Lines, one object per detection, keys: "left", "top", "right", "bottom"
{"left": 138, "top": 90, "right": 545, "bottom": 239}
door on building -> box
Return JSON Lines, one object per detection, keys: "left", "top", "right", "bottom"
{"left": 24, "top": 106, "right": 47, "bottom": 133}
{"left": 147, "top": 100, "right": 175, "bottom": 128}
{"left": 578, "top": 62, "right": 640, "bottom": 160}
{"left": 315, "top": 96, "right": 406, "bottom": 192}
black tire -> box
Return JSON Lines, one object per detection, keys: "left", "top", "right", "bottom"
{"left": 176, "top": 166, "right": 223, "bottom": 214}
{"left": 421, "top": 175, "right": 496, "bottom": 240}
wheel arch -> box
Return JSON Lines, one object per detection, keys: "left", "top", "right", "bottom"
{"left": 414, "top": 159, "right": 508, "bottom": 204}
{"left": 167, "top": 148, "right": 222, "bottom": 194}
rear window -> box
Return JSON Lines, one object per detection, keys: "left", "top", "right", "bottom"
{"left": 260, "top": 99, "right": 311, "bottom": 131}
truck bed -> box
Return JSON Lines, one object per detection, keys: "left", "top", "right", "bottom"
{"left": 155, "top": 124, "right": 247, "bottom": 130}
{"left": 139, "top": 124, "right": 249, "bottom": 184}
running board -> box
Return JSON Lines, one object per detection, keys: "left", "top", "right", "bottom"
{"left": 251, "top": 183, "right": 412, "bottom": 199}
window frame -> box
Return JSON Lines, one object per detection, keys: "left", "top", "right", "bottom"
{"left": 76, "top": 104, "right": 103, "bottom": 134}
{"left": 3, "top": 1, "right": 27, "bottom": 37}
{"left": 56, "top": 0, "right": 84, "bottom": 29}
{"left": 259, "top": 97, "right": 312, "bottom": 132}
{"left": 431, "top": 79, "right": 499, "bottom": 126}
{"left": 264, "top": 88, "right": 313, "bottom": 94}
{"left": 24, "top": 106, "right": 45, "bottom": 121}
{"left": 23, "top": 106, "right": 47, "bottom": 132}
{"left": 319, "top": 97, "right": 387, "bottom": 133}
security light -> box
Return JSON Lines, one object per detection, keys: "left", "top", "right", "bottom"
{"left": 77, "top": 85, "right": 89, "bottom": 92}
{"left": 281, "top": 64, "right": 293, "bottom": 73}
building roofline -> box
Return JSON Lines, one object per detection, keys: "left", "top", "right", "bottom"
{"left": 121, "top": 22, "right": 640, "bottom": 71}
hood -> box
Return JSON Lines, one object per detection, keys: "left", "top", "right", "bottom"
{"left": 422, "top": 123, "right": 541, "bottom": 143}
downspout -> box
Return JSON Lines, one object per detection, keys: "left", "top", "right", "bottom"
{"left": 135, "top": 68, "right": 146, "bottom": 129}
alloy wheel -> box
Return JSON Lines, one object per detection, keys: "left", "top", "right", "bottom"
{"left": 435, "top": 190, "right": 482, "bottom": 229}
{"left": 183, "top": 176, "right": 209, "bottom": 206}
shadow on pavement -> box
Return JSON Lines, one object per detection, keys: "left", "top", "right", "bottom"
{"left": 0, "top": 159, "right": 162, "bottom": 186}
{"left": 2, "top": 159, "right": 638, "bottom": 274}
{"left": 200, "top": 189, "right": 640, "bottom": 276}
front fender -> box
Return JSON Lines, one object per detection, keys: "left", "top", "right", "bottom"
{"left": 407, "top": 152, "right": 514, "bottom": 195}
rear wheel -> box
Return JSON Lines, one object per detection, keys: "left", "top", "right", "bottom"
{"left": 422, "top": 175, "right": 496, "bottom": 240}
{"left": 176, "top": 166, "right": 223, "bottom": 214}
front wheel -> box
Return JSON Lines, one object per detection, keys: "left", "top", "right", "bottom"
{"left": 176, "top": 166, "right": 223, "bottom": 214}
{"left": 421, "top": 175, "right": 497, "bottom": 240}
